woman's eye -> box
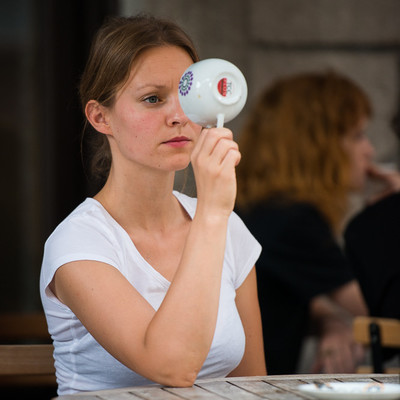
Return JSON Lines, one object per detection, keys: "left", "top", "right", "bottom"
{"left": 144, "top": 95, "right": 160, "bottom": 104}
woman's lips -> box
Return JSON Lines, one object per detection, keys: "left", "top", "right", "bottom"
{"left": 163, "top": 136, "right": 190, "bottom": 147}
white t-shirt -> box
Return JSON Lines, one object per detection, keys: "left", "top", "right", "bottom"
{"left": 40, "top": 191, "right": 261, "bottom": 395}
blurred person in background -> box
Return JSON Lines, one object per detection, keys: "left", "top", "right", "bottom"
{"left": 344, "top": 112, "right": 400, "bottom": 364}
{"left": 235, "top": 70, "right": 394, "bottom": 374}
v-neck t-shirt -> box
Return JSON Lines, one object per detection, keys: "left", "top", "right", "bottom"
{"left": 40, "top": 191, "right": 261, "bottom": 394}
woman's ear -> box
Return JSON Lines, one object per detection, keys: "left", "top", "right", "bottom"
{"left": 85, "top": 100, "right": 112, "bottom": 135}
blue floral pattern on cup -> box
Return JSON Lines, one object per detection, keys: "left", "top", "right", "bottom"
{"left": 179, "top": 71, "right": 193, "bottom": 96}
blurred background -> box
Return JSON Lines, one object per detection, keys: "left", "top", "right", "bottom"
{"left": 1, "top": 0, "right": 399, "bottom": 316}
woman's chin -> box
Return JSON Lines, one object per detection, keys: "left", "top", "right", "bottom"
{"left": 169, "top": 157, "right": 191, "bottom": 172}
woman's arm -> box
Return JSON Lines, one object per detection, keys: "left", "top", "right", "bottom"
{"left": 328, "top": 280, "right": 368, "bottom": 317}
{"left": 54, "top": 213, "right": 227, "bottom": 386}
{"left": 228, "top": 267, "right": 267, "bottom": 376}
{"left": 310, "top": 283, "right": 367, "bottom": 373}
{"left": 52, "top": 127, "right": 241, "bottom": 387}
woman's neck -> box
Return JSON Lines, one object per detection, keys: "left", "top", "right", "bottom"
{"left": 94, "top": 168, "right": 184, "bottom": 233}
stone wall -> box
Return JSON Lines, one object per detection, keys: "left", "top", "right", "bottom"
{"left": 121, "top": 0, "right": 400, "bottom": 165}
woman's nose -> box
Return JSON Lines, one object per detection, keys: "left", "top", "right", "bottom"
{"left": 167, "top": 95, "right": 189, "bottom": 126}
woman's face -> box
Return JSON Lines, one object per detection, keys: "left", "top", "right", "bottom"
{"left": 341, "top": 117, "right": 375, "bottom": 191}
{"left": 105, "top": 45, "right": 202, "bottom": 173}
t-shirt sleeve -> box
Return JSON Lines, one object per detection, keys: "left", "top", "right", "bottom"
{"left": 41, "top": 213, "right": 122, "bottom": 300}
{"left": 226, "top": 211, "right": 262, "bottom": 289}
{"left": 255, "top": 205, "right": 354, "bottom": 301}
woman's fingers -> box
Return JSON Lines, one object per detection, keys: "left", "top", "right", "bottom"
{"left": 192, "top": 127, "right": 239, "bottom": 173}
{"left": 191, "top": 127, "right": 240, "bottom": 214}
{"left": 366, "top": 164, "right": 400, "bottom": 204}
{"left": 211, "top": 137, "right": 240, "bottom": 166}
{"left": 192, "top": 128, "right": 233, "bottom": 159}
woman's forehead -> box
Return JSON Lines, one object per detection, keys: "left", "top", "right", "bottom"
{"left": 132, "top": 46, "right": 192, "bottom": 78}
{"left": 114, "top": 46, "right": 193, "bottom": 98}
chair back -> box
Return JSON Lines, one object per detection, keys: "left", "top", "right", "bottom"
{"left": 0, "top": 312, "right": 56, "bottom": 387}
{"left": 353, "top": 316, "right": 400, "bottom": 373}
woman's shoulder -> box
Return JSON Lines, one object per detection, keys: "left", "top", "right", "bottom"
{"left": 45, "top": 198, "right": 119, "bottom": 249}
{"left": 237, "top": 200, "right": 335, "bottom": 255}
{"left": 239, "top": 199, "right": 326, "bottom": 227}
{"left": 42, "top": 198, "right": 126, "bottom": 278}
{"left": 349, "top": 192, "right": 400, "bottom": 229}
{"left": 345, "top": 192, "right": 400, "bottom": 243}
{"left": 50, "top": 197, "right": 101, "bottom": 227}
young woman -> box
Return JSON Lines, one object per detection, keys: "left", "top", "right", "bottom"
{"left": 235, "top": 71, "right": 374, "bottom": 374}
{"left": 40, "top": 15, "right": 265, "bottom": 395}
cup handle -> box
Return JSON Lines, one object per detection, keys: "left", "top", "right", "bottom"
{"left": 217, "top": 113, "right": 225, "bottom": 128}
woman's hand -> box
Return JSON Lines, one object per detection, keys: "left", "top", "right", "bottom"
{"left": 191, "top": 127, "right": 241, "bottom": 217}
{"left": 366, "top": 164, "right": 400, "bottom": 204}
{"left": 309, "top": 291, "right": 367, "bottom": 373}
{"left": 311, "top": 321, "right": 365, "bottom": 373}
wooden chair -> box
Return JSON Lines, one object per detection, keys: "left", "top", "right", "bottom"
{"left": 0, "top": 312, "right": 56, "bottom": 389}
{"left": 0, "top": 344, "right": 56, "bottom": 385}
{"left": 353, "top": 316, "right": 400, "bottom": 373}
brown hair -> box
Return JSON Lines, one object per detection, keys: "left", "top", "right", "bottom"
{"left": 236, "top": 71, "right": 372, "bottom": 232}
{"left": 79, "top": 14, "right": 199, "bottom": 186}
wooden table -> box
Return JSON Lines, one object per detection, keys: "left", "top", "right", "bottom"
{"left": 54, "top": 373, "right": 399, "bottom": 399}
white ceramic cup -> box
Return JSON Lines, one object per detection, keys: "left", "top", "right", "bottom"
{"left": 178, "top": 58, "right": 248, "bottom": 128}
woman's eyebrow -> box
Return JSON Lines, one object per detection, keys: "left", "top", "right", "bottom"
{"left": 135, "top": 83, "right": 167, "bottom": 91}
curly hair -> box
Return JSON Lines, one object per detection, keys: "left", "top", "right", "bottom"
{"left": 236, "top": 71, "right": 372, "bottom": 232}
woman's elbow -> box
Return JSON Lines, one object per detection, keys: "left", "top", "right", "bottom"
{"left": 161, "top": 370, "right": 198, "bottom": 387}
{"left": 137, "top": 357, "right": 201, "bottom": 387}
{"left": 126, "top": 342, "right": 204, "bottom": 387}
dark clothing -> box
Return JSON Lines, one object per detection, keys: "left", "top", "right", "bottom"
{"left": 344, "top": 193, "right": 400, "bottom": 321}
{"left": 237, "top": 200, "right": 354, "bottom": 374}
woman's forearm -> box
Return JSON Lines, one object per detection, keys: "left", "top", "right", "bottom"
{"left": 143, "top": 213, "right": 230, "bottom": 383}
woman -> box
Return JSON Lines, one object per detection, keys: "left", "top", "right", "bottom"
{"left": 236, "top": 71, "right": 373, "bottom": 374}
{"left": 40, "top": 14, "right": 266, "bottom": 395}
